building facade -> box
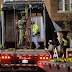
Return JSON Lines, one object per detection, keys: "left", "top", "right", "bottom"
{"left": 47, "top": 0, "right": 72, "bottom": 54}
{"left": 47, "top": 0, "right": 72, "bottom": 21}
{"left": 0, "top": 0, "right": 3, "bottom": 8}
{"left": 0, "top": 0, "right": 72, "bottom": 20}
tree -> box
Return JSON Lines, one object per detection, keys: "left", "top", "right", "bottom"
{"left": 63, "top": 11, "right": 72, "bottom": 39}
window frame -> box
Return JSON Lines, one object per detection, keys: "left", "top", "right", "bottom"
{"left": 58, "top": 0, "right": 71, "bottom": 12}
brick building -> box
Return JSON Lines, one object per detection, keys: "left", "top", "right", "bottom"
{"left": 1, "top": 0, "right": 72, "bottom": 20}
{"left": 0, "top": 0, "right": 3, "bottom": 8}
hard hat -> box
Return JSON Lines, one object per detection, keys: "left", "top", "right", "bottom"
{"left": 49, "top": 40, "right": 52, "bottom": 43}
{"left": 31, "top": 21, "right": 35, "bottom": 24}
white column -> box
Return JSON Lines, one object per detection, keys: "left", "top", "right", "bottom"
{"left": 63, "top": 0, "right": 65, "bottom": 11}
{"left": 57, "top": 31, "right": 63, "bottom": 55}
{"left": 70, "top": 39, "right": 72, "bottom": 48}
{"left": 70, "top": 0, "right": 72, "bottom": 11}
{"left": 1, "top": 5, "right": 5, "bottom": 47}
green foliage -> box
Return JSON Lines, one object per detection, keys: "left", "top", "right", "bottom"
{"left": 67, "top": 33, "right": 72, "bottom": 39}
{"left": 63, "top": 11, "right": 72, "bottom": 39}
{"left": 63, "top": 22, "right": 70, "bottom": 30}
{"left": 63, "top": 11, "right": 72, "bottom": 31}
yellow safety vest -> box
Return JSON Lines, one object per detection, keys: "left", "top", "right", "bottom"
{"left": 0, "top": 8, "right": 1, "bottom": 15}
{"left": 18, "top": 25, "right": 26, "bottom": 46}
{"left": 32, "top": 24, "right": 39, "bottom": 35}
{"left": 0, "top": 45, "right": 2, "bottom": 49}
{"left": 48, "top": 44, "right": 54, "bottom": 52}
{"left": 24, "top": 31, "right": 28, "bottom": 38}
{"left": 19, "top": 26, "right": 26, "bottom": 39}
{"left": 63, "top": 39, "right": 67, "bottom": 46}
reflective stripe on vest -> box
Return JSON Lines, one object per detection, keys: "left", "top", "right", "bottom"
{"left": 63, "top": 39, "right": 67, "bottom": 46}
{"left": 32, "top": 24, "right": 39, "bottom": 35}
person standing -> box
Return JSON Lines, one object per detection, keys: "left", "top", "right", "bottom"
{"left": 31, "top": 21, "right": 40, "bottom": 49}
{"left": 48, "top": 40, "right": 54, "bottom": 58}
{"left": 61, "top": 36, "right": 68, "bottom": 58}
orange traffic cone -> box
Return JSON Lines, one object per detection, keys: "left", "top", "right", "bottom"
{"left": 53, "top": 47, "right": 59, "bottom": 59}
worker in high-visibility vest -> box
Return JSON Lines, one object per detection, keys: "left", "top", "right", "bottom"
{"left": 48, "top": 40, "right": 54, "bottom": 58}
{"left": 17, "top": 22, "right": 28, "bottom": 46}
{"left": 17, "top": 20, "right": 25, "bottom": 46}
{"left": 0, "top": 8, "right": 2, "bottom": 49}
{"left": 61, "top": 36, "right": 68, "bottom": 58}
{"left": 0, "top": 44, "right": 2, "bottom": 49}
{"left": 31, "top": 21, "right": 40, "bottom": 49}
{"left": 0, "top": 8, "right": 1, "bottom": 15}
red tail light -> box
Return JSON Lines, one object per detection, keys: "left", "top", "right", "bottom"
{"left": 5, "top": 56, "right": 7, "bottom": 59}
{"left": 40, "top": 57, "right": 42, "bottom": 60}
{"left": 39, "top": 56, "right": 49, "bottom": 60}
{"left": 38, "top": 62, "right": 42, "bottom": 65}
{"left": 1, "top": 55, "right": 11, "bottom": 59}
{"left": 46, "top": 57, "right": 48, "bottom": 60}
{"left": 43, "top": 57, "right": 45, "bottom": 60}
{"left": 2, "top": 56, "right": 4, "bottom": 59}
{"left": 8, "top": 56, "right": 11, "bottom": 59}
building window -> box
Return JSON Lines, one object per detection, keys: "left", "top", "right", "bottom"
{"left": 65, "top": 0, "right": 70, "bottom": 10}
{"left": 58, "top": 0, "right": 70, "bottom": 12}
{"left": 58, "top": 0, "right": 63, "bottom": 10}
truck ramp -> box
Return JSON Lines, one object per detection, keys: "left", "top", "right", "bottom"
{"left": 38, "top": 61, "right": 72, "bottom": 72}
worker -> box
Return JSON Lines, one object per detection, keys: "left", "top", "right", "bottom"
{"left": 31, "top": 21, "right": 40, "bottom": 49}
{"left": 17, "top": 18, "right": 27, "bottom": 46}
{"left": 48, "top": 40, "right": 54, "bottom": 58}
{"left": 61, "top": 36, "right": 68, "bottom": 58}
{"left": 17, "top": 20, "right": 24, "bottom": 46}
{"left": 0, "top": 44, "right": 2, "bottom": 49}
{"left": 17, "top": 11, "right": 27, "bottom": 46}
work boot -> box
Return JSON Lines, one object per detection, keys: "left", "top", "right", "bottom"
{"left": 23, "top": 48, "right": 27, "bottom": 49}
{"left": 34, "top": 48, "right": 39, "bottom": 49}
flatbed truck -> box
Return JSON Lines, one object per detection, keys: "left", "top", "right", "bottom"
{"left": 0, "top": 0, "right": 59, "bottom": 72}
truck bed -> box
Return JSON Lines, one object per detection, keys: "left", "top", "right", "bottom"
{"left": 0, "top": 49, "right": 48, "bottom": 56}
